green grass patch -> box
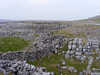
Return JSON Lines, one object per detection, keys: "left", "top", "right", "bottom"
{"left": 91, "top": 58, "right": 100, "bottom": 69}
{"left": 34, "top": 33, "right": 40, "bottom": 37}
{"left": 65, "top": 58, "right": 88, "bottom": 72}
{"left": 0, "top": 37, "right": 29, "bottom": 52}
{"left": 59, "top": 43, "right": 68, "bottom": 51}
{"left": 91, "top": 61, "right": 100, "bottom": 69}
{"left": 28, "top": 54, "right": 62, "bottom": 75}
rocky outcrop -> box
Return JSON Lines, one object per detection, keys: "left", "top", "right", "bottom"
{"left": 0, "top": 60, "right": 54, "bottom": 75}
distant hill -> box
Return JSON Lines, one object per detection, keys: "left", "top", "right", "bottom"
{"left": 90, "top": 15, "right": 100, "bottom": 19}
{"left": 72, "top": 15, "right": 100, "bottom": 26}
{"left": 0, "top": 19, "right": 11, "bottom": 23}
{"left": 88, "top": 15, "right": 100, "bottom": 23}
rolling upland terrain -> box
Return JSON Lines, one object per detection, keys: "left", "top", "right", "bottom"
{"left": 0, "top": 16, "right": 100, "bottom": 75}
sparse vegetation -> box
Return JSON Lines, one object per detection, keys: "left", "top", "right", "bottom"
{"left": 53, "top": 29, "right": 86, "bottom": 38}
{"left": 91, "top": 60, "right": 100, "bottom": 69}
{"left": 28, "top": 54, "right": 88, "bottom": 75}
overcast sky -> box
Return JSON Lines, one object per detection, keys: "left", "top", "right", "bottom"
{"left": 0, "top": 0, "right": 100, "bottom": 20}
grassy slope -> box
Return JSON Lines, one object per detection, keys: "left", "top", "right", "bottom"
{"left": 28, "top": 42, "right": 88, "bottom": 75}
{"left": 0, "top": 37, "right": 29, "bottom": 52}
{"left": 28, "top": 54, "right": 88, "bottom": 75}
{"left": 91, "top": 50, "right": 100, "bottom": 70}
{"left": 53, "top": 24, "right": 100, "bottom": 39}
{"left": 53, "top": 28, "right": 86, "bottom": 38}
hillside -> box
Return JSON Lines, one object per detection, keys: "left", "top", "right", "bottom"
{"left": 55, "top": 15, "right": 100, "bottom": 40}
{"left": 71, "top": 15, "right": 100, "bottom": 26}
{"left": 0, "top": 19, "right": 11, "bottom": 23}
